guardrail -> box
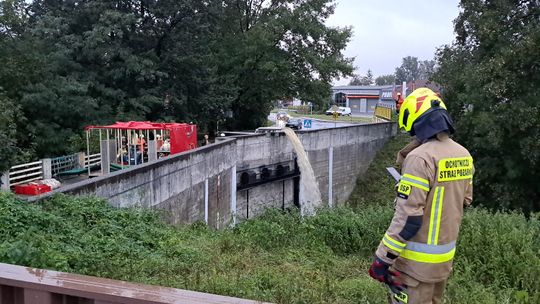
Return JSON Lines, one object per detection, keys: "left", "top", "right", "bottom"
{"left": 1, "top": 160, "right": 50, "bottom": 190}
{"left": 51, "top": 154, "right": 80, "bottom": 176}
{"left": 85, "top": 153, "right": 101, "bottom": 168}
{"left": 0, "top": 262, "right": 265, "bottom": 304}
{"left": 1, "top": 153, "right": 102, "bottom": 191}
{"left": 374, "top": 105, "right": 393, "bottom": 121}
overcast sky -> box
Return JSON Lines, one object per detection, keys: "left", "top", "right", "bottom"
{"left": 326, "top": 0, "right": 460, "bottom": 85}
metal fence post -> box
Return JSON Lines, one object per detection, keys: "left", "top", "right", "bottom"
{"left": 42, "top": 158, "right": 52, "bottom": 179}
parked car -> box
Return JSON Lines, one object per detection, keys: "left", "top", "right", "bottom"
{"left": 286, "top": 118, "right": 303, "bottom": 130}
{"left": 325, "top": 106, "right": 352, "bottom": 116}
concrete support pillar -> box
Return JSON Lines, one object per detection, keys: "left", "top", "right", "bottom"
{"left": 42, "top": 158, "right": 52, "bottom": 179}
{"left": 108, "top": 140, "right": 116, "bottom": 164}
{"left": 100, "top": 140, "right": 110, "bottom": 175}
{"left": 0, "top": 171, "right": 9, "bottom": 190}
{"left": 328, "top": 147, "right": 333, "bottom": 207}
{"left": 230, "top": 165, "right": 237, "bottom": 226}
{"left": 148, "top": 140, "right": 157, "bottom": 162}
{"left": 77, "top": 152, "right": 85, "bottom": 168}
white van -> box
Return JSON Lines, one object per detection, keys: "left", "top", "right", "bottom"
{"left": 325, "top": 106, "right": 352, "bottom": 116}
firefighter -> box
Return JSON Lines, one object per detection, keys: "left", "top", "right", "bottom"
{"left": 368, "top": 88, "right": 473, "bottom": 304}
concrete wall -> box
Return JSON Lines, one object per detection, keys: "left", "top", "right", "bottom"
{"left": 37, "top": 122, "right": 396, "bottom": 228}
{"left": 44, "top": 141, "right": 237, "bottom": 228}
{"left": 235, "top": 122, "right": 396, "bottom": 219}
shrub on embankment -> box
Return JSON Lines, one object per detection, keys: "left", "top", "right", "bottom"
{"left": 0, "top": 192, "right": 538, "bottom": 303}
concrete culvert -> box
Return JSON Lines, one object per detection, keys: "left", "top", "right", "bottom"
{"left": 276, "top": 165, "right": 285, "bottom": 177}
{"left": 261, "top": 167, "right": 271, "bottom": 180}
{"left": 240, "top": 172, "right": 250, "bottom": 185}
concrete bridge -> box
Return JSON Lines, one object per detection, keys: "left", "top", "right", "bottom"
{"left": 33, "top": 122, "right": 396, "bottom": 228}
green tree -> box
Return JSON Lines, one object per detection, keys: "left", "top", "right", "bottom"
{"left": 0, "top": 0, "right": 39, "bottom": 159}
{"left": 375, "top": 74, "right": 395, "bottom": 85}
{"left": 1, "top": 0, "right": 352, "bottom": 156}
{"left": 11, "top": 0, "right": 229, "bottom": 156}
{"left": 215, "top": 0, "right": 353, "bottom": 129}
{"left": 433, "top": 0, "right": 540, "bottom": 212}
{"left": 419, "top": 60, "right": 436, "bottom": 79}
{"left": 395, "top": 56, "right": 419, "bottom": 83}
{"left": 349, "top": 69, "right": 374, "bottom": 86}
{"left": 0, "top": 92, "right": 19, "bottom": 173}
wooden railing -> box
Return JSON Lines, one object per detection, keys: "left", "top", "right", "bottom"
{"left": 0, "top": 262, "right": 266, "bottom": 304}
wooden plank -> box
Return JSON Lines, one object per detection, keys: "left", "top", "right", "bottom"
{"left": 23, "top": 289, "right": 53, "bottom": 304}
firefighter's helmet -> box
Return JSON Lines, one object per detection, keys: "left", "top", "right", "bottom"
{"left": 398, "top": 88, "right": 447, "bottom": 132}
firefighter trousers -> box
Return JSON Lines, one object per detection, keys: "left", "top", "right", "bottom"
{"left": 389, "top": 272, "right": 447, "bottom": 304}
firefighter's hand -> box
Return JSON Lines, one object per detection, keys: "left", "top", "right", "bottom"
{"left": 368, "top": 257, "right": 404, "bottom": 292}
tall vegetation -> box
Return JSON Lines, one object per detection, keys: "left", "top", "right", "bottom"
{"left": 0, "top": 0, "right": 352, "bottom": 162}
{"left": 433, "top": 0, "right": 540, "bottom": 213}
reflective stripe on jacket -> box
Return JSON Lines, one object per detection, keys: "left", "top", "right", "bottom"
{"left": 375, "top": 134, "right": 473, "bottom": 282}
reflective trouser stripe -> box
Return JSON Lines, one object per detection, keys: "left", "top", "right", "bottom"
{"left": 428, "top": 186, "right": 445, "bottom": 245}
{"left": 401, "top": 241, "right": 456, "bottom": 264}
{"left": 401, "top": 174, "right": 430, "bottom": 191}
{"left": 383, "top": 233, "right": 406, "bottom": 253}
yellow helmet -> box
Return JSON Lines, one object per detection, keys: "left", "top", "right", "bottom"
{"left": 398, "top": 88, "right": 447, "bottom": 132}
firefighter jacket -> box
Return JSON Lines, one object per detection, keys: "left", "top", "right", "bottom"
{"left": 376, "top": 134, "right": 473, "bottom": 283}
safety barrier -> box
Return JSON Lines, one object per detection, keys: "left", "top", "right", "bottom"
{"left": 1, "top": 153, "right": 102, "bottom": 191}
{"left": 0, "top": 262, "right": 264, "bottom": 304}
{"left": 85, "top": 153, "right": 101, "bottom": 168}
{"left": 51, "top": 153, "right": 80, "bottom": 176}
{"left": 374, "top": 105, "right": 393, "bottom": 121}
{"left": 1, "top": 160, "right": 50, "bottom": 190}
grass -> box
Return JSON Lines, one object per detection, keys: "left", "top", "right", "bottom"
{"left": 0, "top": 133, "right": 538, "bottom": 303}
{"left": 348, "top": 131, "right": 410, "bottom": 209}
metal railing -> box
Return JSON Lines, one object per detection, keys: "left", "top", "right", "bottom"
{"left": 85, "top": 153, "right": 101, "bottom": 168}
{"left": 6, "top": 160, "right": 45, "bottom": 187}
{"left": 0, "top": 262, "right": 265, "bottom": 304}
{"left": 51, "top": 154, "right": 79, "bottom": 176}
{"left": 374, "top": 105, "right": 393, "bottom": 121}
{"left": 1, "top": 153, "right": 103, "bottom": 191}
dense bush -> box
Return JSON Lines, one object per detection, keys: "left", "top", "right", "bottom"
{"left": 0, "top": 192, "right": 537, "bottom": 303}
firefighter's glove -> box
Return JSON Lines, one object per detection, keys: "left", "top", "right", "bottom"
{"left": 368, "top": 257, "right": 404, "bottom": 293}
